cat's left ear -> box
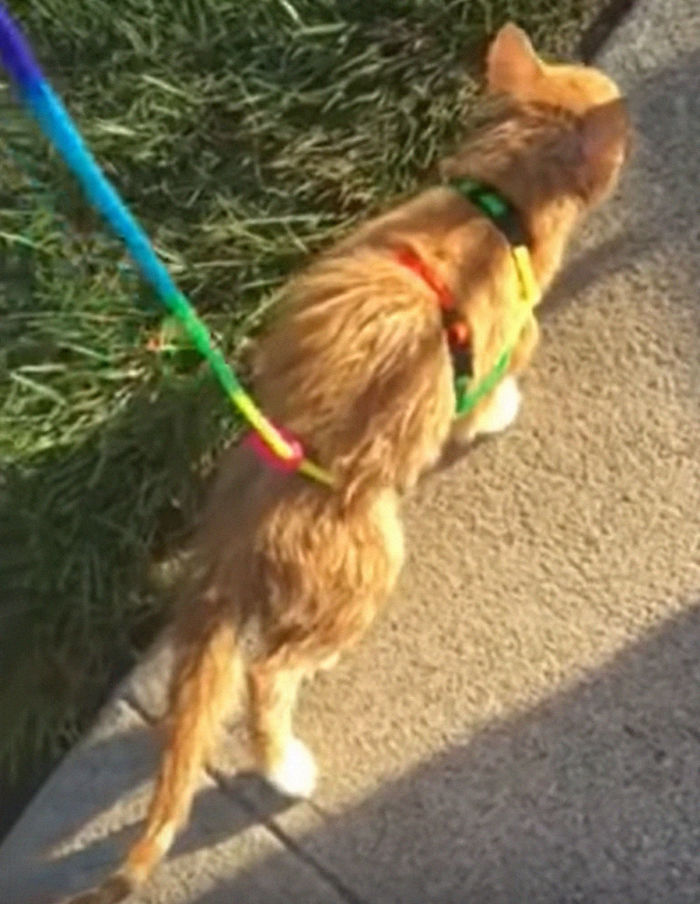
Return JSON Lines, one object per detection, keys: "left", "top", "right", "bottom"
{"left": 486, "top": 23, "right": 543, "bottom": 96}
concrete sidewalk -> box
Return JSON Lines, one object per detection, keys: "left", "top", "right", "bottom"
{"left": 1, "top": 0, "right": 698, "bottom": 901}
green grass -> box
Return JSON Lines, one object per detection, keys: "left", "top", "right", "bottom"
{"left": 0, "top": 0, "right": 609, "bottom": 788}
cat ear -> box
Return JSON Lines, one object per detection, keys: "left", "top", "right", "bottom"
{"left": 578, "top": 98, "right": 629, "bottom": 199}
{"left": 581, "top": 98, "right": 628, "bottom": 161}
{"left": 580, "top": 98, "right": 629, "bottom": 177}
{"left": 487, "top": 23, "right": 542, "bottom": 95}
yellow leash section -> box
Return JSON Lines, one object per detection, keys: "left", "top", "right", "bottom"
{"left": 232, "top": 389, "right": 334, "bottom": 485}
{"left": 230, "top": 391, "right": 294, "bottom": 458}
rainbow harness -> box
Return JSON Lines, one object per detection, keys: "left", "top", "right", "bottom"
{"left": 0, "top": 7, "right": 539, "bottom": 490}
{"left": 396, "top": 178, "right": 539, "bottom": 416}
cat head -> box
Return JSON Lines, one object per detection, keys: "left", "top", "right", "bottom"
{"left": 486, "top": 23, "right": 630, "bottom": 205}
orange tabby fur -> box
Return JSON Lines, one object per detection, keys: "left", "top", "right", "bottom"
{"left": 66, "top": 24, "right": 629, "bottom": 903}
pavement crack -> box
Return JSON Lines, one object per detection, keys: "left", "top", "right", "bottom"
{"left": 207, "top": 766, "right": 370, "bottom": 904}
{"left": 118, "top": 697, "right": 366, "bottom": 902}
{"left": 120, "top": 693, "right": 157, "bottom": 725}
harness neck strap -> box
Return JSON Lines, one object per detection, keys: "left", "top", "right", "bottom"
{"left": 449, "top": 177, "right": 539, "bottom": 312}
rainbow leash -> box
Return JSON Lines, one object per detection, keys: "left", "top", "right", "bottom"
{"left": 0, "top": 4, "right": 333, "bottom": 487}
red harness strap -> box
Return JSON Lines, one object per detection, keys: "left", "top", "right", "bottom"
{"left": 394, "top": 245, "right": 455, "bottom": 311}
{"left": 394, "top": 245, "right": 472, "bottom": 373}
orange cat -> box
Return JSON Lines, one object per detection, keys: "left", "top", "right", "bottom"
{"left": 67, "top": 24, "right": 629, "bottom": 903}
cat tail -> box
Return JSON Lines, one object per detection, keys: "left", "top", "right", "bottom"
{"left": 64, "top": 590, "right": 242, "bottom": 904}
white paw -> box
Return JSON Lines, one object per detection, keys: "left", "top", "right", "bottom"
{"left": 319, "top": 651, "right": 340, "bottom": 672}
{"left": 264, "top": 738, "right": 317, "bottom": 799}
{"left": 472, "top": 375, "right": 521, "bottom": 437}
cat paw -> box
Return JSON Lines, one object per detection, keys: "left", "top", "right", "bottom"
{"left": 472, "top": 375, "right": 521, "bottom": 437}
{"left": 319, "top": 651, "right": 340, "bottom": 672}
{"left": 264, "top": 738, "right": 317, "bottom": 799}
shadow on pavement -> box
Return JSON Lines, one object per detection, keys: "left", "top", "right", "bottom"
{"left": 6, "top": 601, "right": 697, "bottom": 903}
{"left": 191, "top": 602, "right": 700, "bottom": 904}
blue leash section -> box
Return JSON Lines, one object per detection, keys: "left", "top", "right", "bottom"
{"left": 0, "top": 4, "right": 178, "bottom": 302}
{"left": 0, "top": 3, "right": 334, "bottom": 485}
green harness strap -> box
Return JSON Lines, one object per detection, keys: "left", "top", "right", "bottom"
{"left": 448, "top": 178, "right": 539, "bottom": 415}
